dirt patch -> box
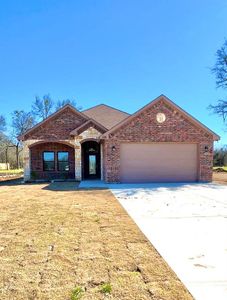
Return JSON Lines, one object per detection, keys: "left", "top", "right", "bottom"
{"left": 213, "top": 172, "right": 227, "bottom": 185}
{"left": 0, "top": 175, "right": 23, "bottom": 182}
{"left": 0, "top": 183, "right": 193, "bottom": 300}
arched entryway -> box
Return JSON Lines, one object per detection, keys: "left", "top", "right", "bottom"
{"left": 29, "top": 142, "right": 75, "bottom": 180}
{"left": 81, "top": 141, "right": 101, "bottom": 180}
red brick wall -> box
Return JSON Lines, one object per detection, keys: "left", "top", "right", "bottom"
{"left": 25, "top": 108, "right": 86, "bottom": 140}
{"left": 30, "top": 142, "right": 75, "bottom": 180}
{"left": 103, "top": 100, "right": 214, "bottom": 182}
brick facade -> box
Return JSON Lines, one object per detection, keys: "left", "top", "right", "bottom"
{"left": 20, "top": 98, "right": 218, "bottom": 183}
{"left": 30, "top": 142, "right": 75, "bottom": 180}
{"left": 103, "top": 100, "right": 214, "bottom": 182}
{"left": 24, "top": 107, "right": 87, "bottom": 140}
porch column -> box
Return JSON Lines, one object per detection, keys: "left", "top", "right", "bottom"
{"left": 100, "top": 143, "right": 104, "bottom": 180}
{"left": 23, "top": 142, "right": 31, "bottom": 181}
{"left": 75, "top": 142, "right": 82, "bottom": 181}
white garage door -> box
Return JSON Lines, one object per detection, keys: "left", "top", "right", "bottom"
{"left": 120, "top": 143, "right": 198, "bottom": 183}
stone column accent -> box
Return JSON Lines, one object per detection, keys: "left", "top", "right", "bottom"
{"left": 23, "top": 139, "right": 43, "bottom": 181}
{"left": 23, "top": 142, "right": 31, "bottom": 181}
{"left": 100, "top": 143, "right": 103, "bottom": 180}
{"left": 75, "top": 140, "right": 82, "bottom": 181}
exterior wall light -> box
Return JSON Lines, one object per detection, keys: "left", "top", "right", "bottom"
{"left": 112, "top": 146, "right": 116, "bottom": 152}
{"left": 204, "top": 145, "right": 209, "bottom": 152}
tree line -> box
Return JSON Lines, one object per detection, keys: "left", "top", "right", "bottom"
{"left": 214, "top": 147, "right": 227, "bottom": 167}
{"left": 0, "top": 96, "right": 80, "bottom": 169}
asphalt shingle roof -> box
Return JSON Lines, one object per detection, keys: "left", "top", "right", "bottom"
{"left": 82, "top": 104, "right": 130, "bottom": 129}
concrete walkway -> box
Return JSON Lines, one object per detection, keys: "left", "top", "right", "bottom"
{"left": 111, "top": 183, "right": 227, "bottom": 300}
{"left": 79, "top": 180, "right": 108, "bottom": 188}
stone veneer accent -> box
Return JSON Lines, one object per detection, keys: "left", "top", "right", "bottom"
{"left": 103, "top": 100, "right": 214, "bottom": 182}
{"left": 23, "top": 126, "right": 103, "bottom": 181}
{"left": 74, "top": 126, "right": 102, "bottom": 181}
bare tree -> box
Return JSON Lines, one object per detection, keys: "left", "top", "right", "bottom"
{"left": 0, "top": 132, "right": 24, "bottom": 169}
{"left": 32, "top": 94, "right": 54, "bottom": 121}
{"left": 11, "top": 110, "right": 35, "bottom": 169}
{"left": 56, "top": 99, "right": 82, "bottom": 111}
{"left": 0, "top": 133, "right": 10, "bottom": 169}
{"left": 208, "top": 39, "right": 227, "bottom": 123}
{"left": 12, "top": 110, "right": 34, "bottom": 137}
{"left": 0, "top": 116, "right": 9, "bottom": 169}
{"left": 212, "top": 39, "right": 227, "bottom": 89}
{"left": 0, "top": 115, "right": 6, "bottom": 132}
{"left": 209, "top": 100, "right": 227, "bottom": 122}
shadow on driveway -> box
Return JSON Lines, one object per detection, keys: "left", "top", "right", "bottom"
{"left": 108, "top": 182, "right": 226, "bottom": 198}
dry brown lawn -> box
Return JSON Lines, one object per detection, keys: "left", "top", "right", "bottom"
{"left": 0, "top": 182, "right": 193, "bottom": 300}
{"left": 213, "top": 172, "right": 227, "bottom": 185}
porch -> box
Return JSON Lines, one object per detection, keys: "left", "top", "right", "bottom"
{"left": 23, "top": 138, "right": 104, "bottom": 182}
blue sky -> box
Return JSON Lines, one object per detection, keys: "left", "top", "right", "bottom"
{"left": 0, "top": 0, "right": 226, "bottom": 146}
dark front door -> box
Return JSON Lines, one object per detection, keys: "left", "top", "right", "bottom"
{"left": 83, "top": 141, "right": 101, "bottom": 179}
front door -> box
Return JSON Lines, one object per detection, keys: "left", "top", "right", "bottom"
{"left": 83, "top": 141, "right": 101, "bottom": 179}
{"left": 88, "top": 154, "right": 98, "bottom": 178}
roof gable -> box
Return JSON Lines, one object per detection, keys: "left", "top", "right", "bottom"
{"left": 101, "top": 95, "right": 220, "bottom": 141}
{"left": 70, "top": 119, "right": 107, "bottom": 135}
{"left": 19, "top": 105, "right": 89, "bottom": 140}
{"left": 82, "top": 104, "right": 130, "bottom": 129}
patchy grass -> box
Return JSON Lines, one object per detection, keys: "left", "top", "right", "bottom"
{"left": 0, "top": 183, "right": 193, "bottom": 300}
{"left": 100, "top": 283, "right": 112, "bottom": 294}
{"left": 213, "top": 166, "right": 227, "bottom": 171}
{"left": 71, "top": 286, "right": 84, "bottom": 300}
{"left": 0, "top": 168, "right": 23, "bottom": 174}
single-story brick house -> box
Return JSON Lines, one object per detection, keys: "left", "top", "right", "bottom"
{"left": 19, "top": 95, "right": 219, "bottom": 183}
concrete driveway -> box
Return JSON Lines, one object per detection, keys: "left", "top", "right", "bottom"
{"left": 110, "top": 183, "right": 227, "bottom": 300}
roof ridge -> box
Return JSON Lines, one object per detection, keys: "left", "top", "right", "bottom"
{"left": 82, "top": 103, "right": 130, "bottom": 115}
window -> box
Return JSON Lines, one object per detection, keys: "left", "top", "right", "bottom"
{"left": 58, "top": 152, "right": 69, "bottom": 171}
{"left": 43, "top": 152, "right": 55, "bottom": 171}
{"left": 89, "top": 155, "right": 96, "bottom": 175}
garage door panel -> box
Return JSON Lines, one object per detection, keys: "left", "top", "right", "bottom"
{"left": 120, "top": 143, "right": 198, "bottom": 183}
